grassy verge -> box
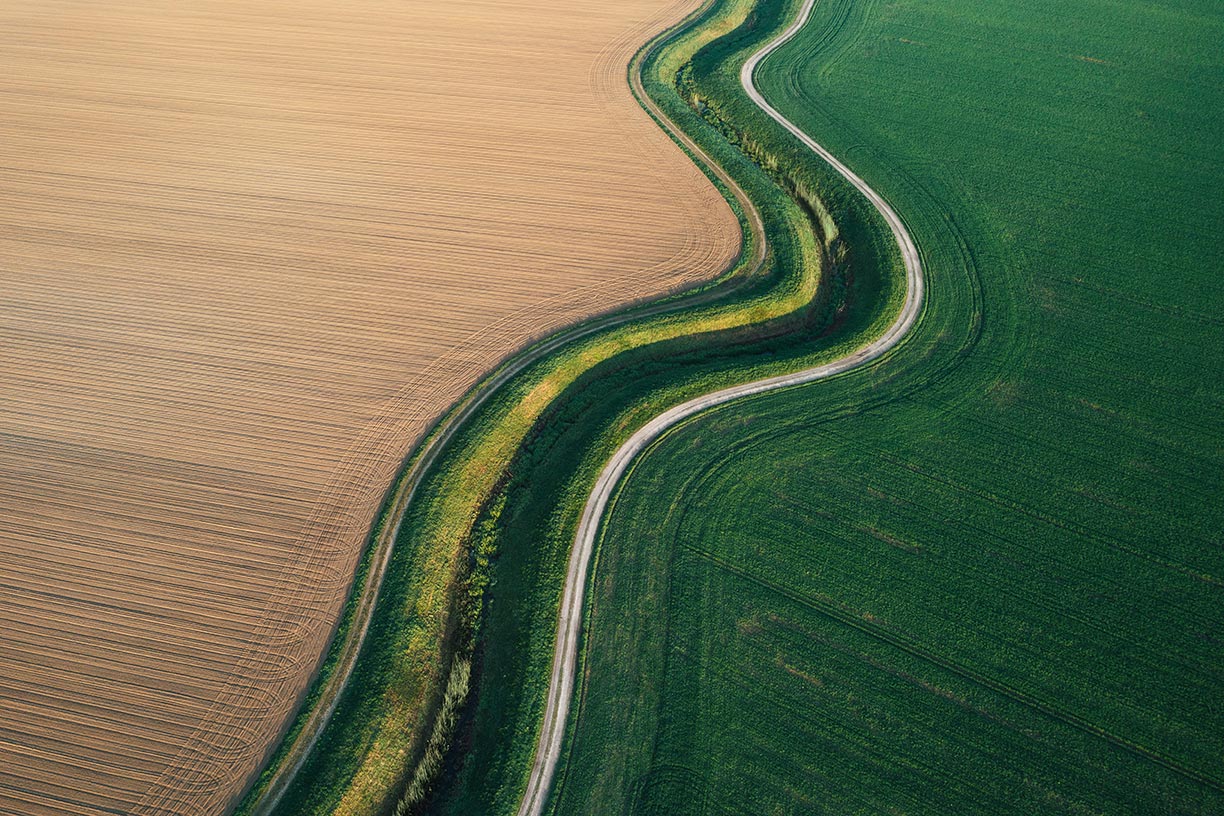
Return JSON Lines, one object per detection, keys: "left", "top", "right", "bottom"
{"left": 244, "top": 0, "right": 919, "bottom": 809}
{"left": 421, "top": 0, "right": 909, "bottom": 813}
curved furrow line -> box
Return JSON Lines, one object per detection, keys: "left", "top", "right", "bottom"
{"left": 516, "top": 0, "right": 924, "bottom": 812}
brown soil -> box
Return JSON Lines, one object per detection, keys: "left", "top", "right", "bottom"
{"left": 0, "top": 0, "right": 738, "bottom": 813}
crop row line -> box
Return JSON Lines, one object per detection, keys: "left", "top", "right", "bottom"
{"left": 681, "top": 541, "right": 1224, "bottom": 794}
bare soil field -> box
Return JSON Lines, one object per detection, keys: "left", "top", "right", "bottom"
{"left": 0, "top": 1, "right": 738, "bottom": 814}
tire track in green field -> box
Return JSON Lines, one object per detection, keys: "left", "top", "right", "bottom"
{"left": 775, "top": 0, "right": 878, "bottom": 156}
{"left": 679, "top": 541, "right": 1224, "bottom": 794}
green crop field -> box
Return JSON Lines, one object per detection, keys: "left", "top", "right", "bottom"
{"left": 547, "top": 0, "right": 1224, "bottom": 814}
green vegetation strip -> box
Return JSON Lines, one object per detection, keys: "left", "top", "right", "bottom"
{"left": 518, "top": 0, "right": 928, "bottom": 809}
{"left": 239, "top": 0, "right": 909, "bottom": 811}
{"left": 423, "top": 0, "right": 918, "bottom": 813}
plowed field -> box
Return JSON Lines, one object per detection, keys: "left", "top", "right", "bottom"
{"left": 0, "top": 1, "right": 738, "bottom": 814}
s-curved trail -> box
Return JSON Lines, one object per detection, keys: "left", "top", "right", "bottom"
{"left": 516, "top": 0, "right": 924, "bottom": 813}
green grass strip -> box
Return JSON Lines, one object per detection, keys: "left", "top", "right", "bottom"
{"left": 237, "top": 0, "right": 906, "bottom": 812}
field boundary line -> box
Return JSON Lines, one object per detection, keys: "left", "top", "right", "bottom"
{"left": 237, "top": 11, "right": 769, "bottom": 814}
{"left": 515, "top": 0, "right": 925, "bottom": 812}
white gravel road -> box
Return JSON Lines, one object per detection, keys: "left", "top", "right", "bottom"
{"left": 515, "top": 0, "right": 924, "bottom": 812}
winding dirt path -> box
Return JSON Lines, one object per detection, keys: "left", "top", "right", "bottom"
{"left": 244, "top": 7, "right": 765, "bottom": 812}
{"left": 515, "top": 0, "right": 925, "bottom": 812}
